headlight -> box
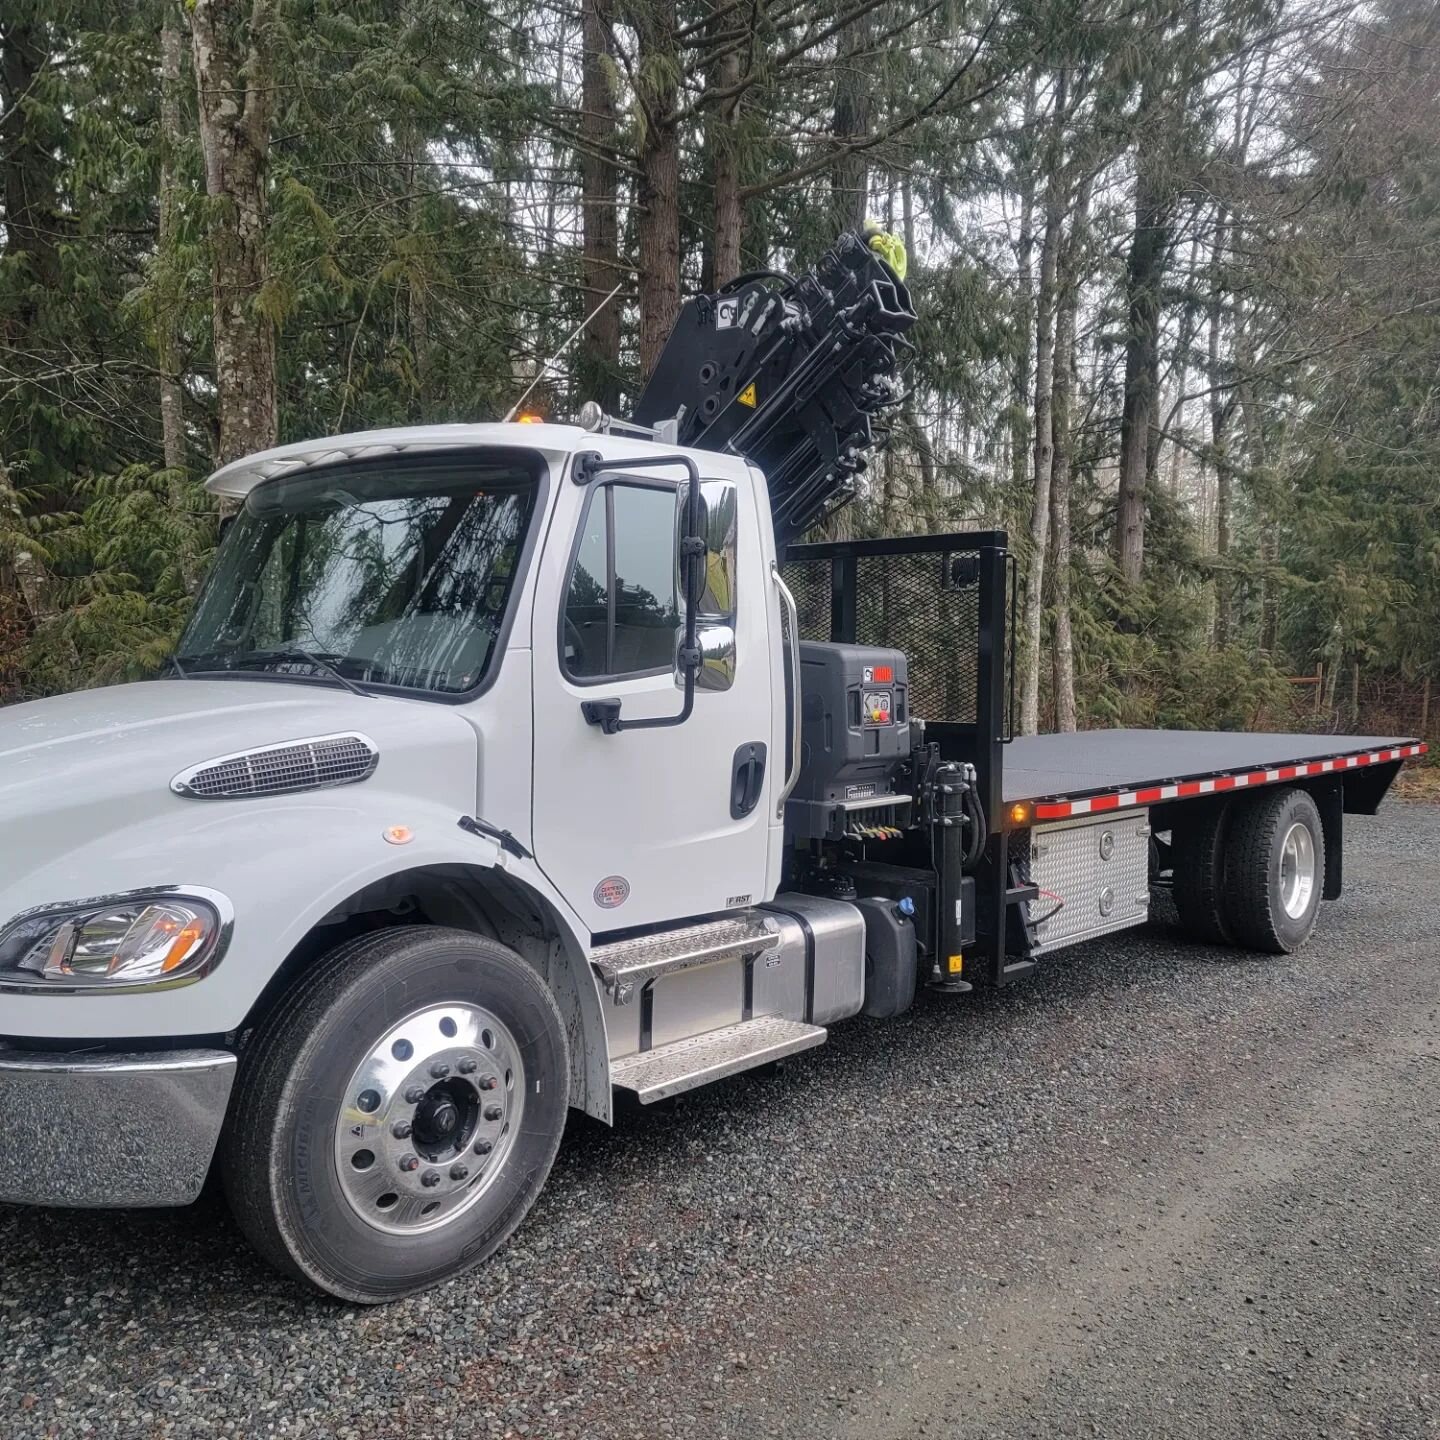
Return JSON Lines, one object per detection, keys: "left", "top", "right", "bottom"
{"left": 0, "top": 888, "right": 231, "bottom": 992}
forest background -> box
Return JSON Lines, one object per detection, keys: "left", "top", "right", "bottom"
{"left": 1, "top": 0, "right": 1436, "bottom": 758}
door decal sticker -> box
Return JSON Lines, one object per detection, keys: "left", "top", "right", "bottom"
{"left": 594, "top": 875, "right": 631, "bottom": 909}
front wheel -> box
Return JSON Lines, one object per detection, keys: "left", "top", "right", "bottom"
{"left": 222, "top": 926, "right": 569, "bottom": 1302}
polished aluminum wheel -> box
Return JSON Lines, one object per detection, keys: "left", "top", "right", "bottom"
{"left": 334, "top": 1003, "right": 524, "bottom": 1235}
{"left": 1279, "top": 820, "right": 1317, "bottom": 920}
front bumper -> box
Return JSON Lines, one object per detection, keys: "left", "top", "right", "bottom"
{"left": 0, "top": 1047, "right": 236, "bottom": 1207}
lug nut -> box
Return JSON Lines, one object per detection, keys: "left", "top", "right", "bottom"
{"left": 457, "top": 1057, "right": 478, "bottom": 1075}
{"left": 404, "top": 1085, "right": 425, "bottom": 1104}
{"left": 450, "top": 1164, "right": 469, "bottom": 1181}
{"left": 421, "top": 1170, "right": 442, "bottom": 1188}
{"left": 474, "top": 1138, "right": 493, "bottom": 1156}
{"left": 391, "top": 1121, "right": 412, "bottom": 1140}
{"left": 484, "top": 1104, "right": 503, "bottom": 1122}
{"left": 478, "top": 1074, "right": 498, "bottom": 1091}
{"left": 399, "top": 1154, "right": 420, "bottom": 1173}
{"left": 429, "top": 1062, "right": 451, "bottom": 1079}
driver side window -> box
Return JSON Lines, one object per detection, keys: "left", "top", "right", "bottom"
{"left": 563, "top": 482, "right": 680, "bottom": 681}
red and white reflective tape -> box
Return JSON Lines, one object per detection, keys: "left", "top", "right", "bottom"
{"left": 1029, "top": 742, "right": 1428, "bottom": 823}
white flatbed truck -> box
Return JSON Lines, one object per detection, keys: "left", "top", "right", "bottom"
{"left": 0, "top": 233, "right": 1423, "bottom": 1300}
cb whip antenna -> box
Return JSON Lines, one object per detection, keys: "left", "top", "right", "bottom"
{"left": 503, "top": 282, "right": 624, "bottom": 423}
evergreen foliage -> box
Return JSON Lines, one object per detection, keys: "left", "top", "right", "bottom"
{"left": 0, "top": 0, "right": 1435, "bottom": 741}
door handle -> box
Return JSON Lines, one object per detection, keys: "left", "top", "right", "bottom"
{"left": 730, "top": 742, "right": 768, "bottom": 820}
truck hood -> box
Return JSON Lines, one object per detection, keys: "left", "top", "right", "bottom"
{"left": 0, "top": 678, "right": 479, "bottom": 892}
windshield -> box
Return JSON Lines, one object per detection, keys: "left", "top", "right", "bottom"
{"left": 177, "top": 452, "right": 541, "bottom": 695}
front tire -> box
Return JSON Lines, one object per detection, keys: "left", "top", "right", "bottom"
{"left": 222, "top": 926, "right": 569, "bottom": 1303}
{"left": 1221, "top": 787, "right": 1325, "bottom": 954}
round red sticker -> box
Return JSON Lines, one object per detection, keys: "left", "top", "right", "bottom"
{"left": 594, "top": 875, "right": 630, "bottom": 909}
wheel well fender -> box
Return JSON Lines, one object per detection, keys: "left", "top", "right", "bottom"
{"left": 245, "top": 863, "right": 612, "bottom": 1123}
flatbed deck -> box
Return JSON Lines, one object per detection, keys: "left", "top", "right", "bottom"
{"left": 1004, "top": 729, "right": 1426, "bottom": 820}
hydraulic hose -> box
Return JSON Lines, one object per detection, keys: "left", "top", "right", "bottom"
{"left": 961, "top": 776, "right": 988, "bottom": 871}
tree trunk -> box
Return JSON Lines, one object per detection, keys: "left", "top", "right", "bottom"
{"left": 899, "top": 177, "right": 937, "bottom": 513}
{"left": 190, "top": 0, "right": 278, "bottom": 467}
{"left": 158, "top": 8, "right": 188, "bottom": 475}
{"left": 0, "top": 14, "right": 61, "bottom": 623}
{"left": 1235, "top": 303, "right": 1273, "bottom": 653}
{"left": 1115, "top": 92, "right": 1171, "bottom": 592}
{"left": 635, "top": 0, "right": 680, "bottom": 380}
{"left": 711, "top": 48, "right": 743, "bottom": 288}
{"left": 1010, "top": 73, "right": 1038, "bottom": 508}
{"left": 0, "top": 16, "right": 62, "bottom": 323}
{"left": 1050, "top": 177, "right": 1090, "bottom": 735}
{"left": 830, "top": 14, "right": 872, "bottom": 231}
{"left": 1257, "top": 525, "right": 1279, "bottom": 654}
{"left": 0, "top": 458, "right": 47, "bottom": 623}
{"left": 1164, "top": 231, "right": 1203, "bottom": 497}
{"left": 404, "top": 127, "right": 432, "bottom": 417}
{"left": 1207, "top": 220, "right": 1235, "bottom": 649}
{"left": 580, "top": 0, "right": 622, "bottom": 409}
{"left": 1020, "top": 72, "right": 1066, "bottom": 735}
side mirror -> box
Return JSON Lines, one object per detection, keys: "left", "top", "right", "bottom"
{"left": 685, "top": 481, "right": 739, "bottom": 694}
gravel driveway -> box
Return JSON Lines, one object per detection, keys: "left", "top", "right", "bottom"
{"left": 3, "top": 805, "right": 1437, "bottom": 1439}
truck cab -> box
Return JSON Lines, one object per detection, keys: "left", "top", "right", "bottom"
{"left": 0, "top": 421, "right": 845, "bottom": 1301}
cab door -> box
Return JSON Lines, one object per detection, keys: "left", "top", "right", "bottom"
{"left": 530, "top": 460, "right": 773, "bottom": 934}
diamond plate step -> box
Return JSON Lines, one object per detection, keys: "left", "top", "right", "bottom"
{"left": 611, "top": 1017, "right": 826, "bottom": 1104}
{"left": 590, "top": 914, "right": 779, "bottom": 995}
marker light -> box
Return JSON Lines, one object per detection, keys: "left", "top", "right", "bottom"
{"left": 1010, "top": 804, "right": 1029, "bottom": 826}
{"left": 384, "top": 826, "right": 415, "bottom": 846}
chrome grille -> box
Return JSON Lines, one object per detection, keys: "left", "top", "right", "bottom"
{"left": 172, "top": 733, "right": 378, "bottom": 800}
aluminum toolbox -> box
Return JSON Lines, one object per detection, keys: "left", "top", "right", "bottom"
{"left": 1020, "top": 811, "right": 1151, "bottom": 955}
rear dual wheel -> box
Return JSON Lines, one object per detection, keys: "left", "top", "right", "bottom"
{"left": 1171, "top": 800, "right": 1234, "bottom": 945}
{"left": 1172, "top": 786, "right": 1324, "bottom": 954}
{"left": 1222, "top": 787, "right": 1324, "bottom": 953}
{"left": 223, "top": 927, "right": 569, "bottom": 1303}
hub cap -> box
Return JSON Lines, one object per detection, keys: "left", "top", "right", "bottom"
{"left": 334, "top": 1004, "right": 524, "bottom": 1234}
{"left": 1279, "top": 820, "right": 1316, "bottom": 920}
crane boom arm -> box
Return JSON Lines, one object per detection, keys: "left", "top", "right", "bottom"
{"left": 632, "top": 230, "right": 918, "bottom": 544}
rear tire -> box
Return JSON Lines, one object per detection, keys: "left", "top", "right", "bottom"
{"left": 1221, "top": 787, "right": 1324, "bottom": 954}
{"left": 1171, "top": 800, "right": 1234, "bottom": 945}
{"left": 222, "top": 926, "right": 569, "bottom": 1303}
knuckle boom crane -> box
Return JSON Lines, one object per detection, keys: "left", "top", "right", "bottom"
{"left": 632, "top": 227, "right": 918, "bottom": 543}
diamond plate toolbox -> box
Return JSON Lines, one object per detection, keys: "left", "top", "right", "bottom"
{"left": 1021, "top": 811, "right": 1151, "bottom": 955}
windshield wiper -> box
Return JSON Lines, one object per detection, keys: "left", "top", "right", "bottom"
{"left": 163, "top": 655, "right": 190, "bottom": 680}
{"left": 232, "top": 645, "right": 374, "bottom": 699}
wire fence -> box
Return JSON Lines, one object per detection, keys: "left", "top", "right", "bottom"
{"left": 1283, "top": 666, "right": 1437, "bottom": 748}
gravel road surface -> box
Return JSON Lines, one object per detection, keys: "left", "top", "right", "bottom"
{"left": 3, "top": 804, "right": 1437, "bottom": 1439}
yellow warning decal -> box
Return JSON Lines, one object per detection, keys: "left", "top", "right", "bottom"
{"left": 737, "top": 381, "right": 758, "bottom": 408}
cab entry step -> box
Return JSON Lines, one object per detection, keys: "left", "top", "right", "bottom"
{"left": 611, "top": 1016, "right": 825, "bottom": 1103}
{"left": 591, "top": 914, "right": 778, "bottom": 996}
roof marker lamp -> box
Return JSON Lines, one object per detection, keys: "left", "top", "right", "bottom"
{"left": 0, "top": 889, "right": 231, "bottom": 991}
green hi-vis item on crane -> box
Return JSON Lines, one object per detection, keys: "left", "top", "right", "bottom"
{"left": 862, "top": 221, "right": 907, "bottom": 280}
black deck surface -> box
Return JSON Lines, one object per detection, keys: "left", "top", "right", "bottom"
{"left": 1002, "top": 728, "right": 1417, "bottom": 804}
